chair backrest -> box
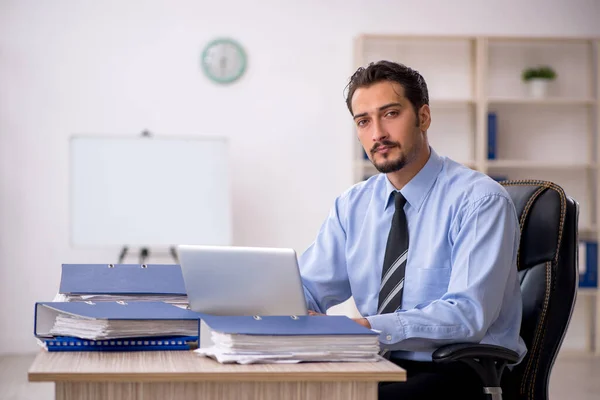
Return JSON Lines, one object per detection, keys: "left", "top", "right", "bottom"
{"left": 500, "top": 180, "right": 579, "bottom": 400}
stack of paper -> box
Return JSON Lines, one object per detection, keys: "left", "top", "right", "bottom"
{"left": 35, "top": 301, "right": 201, "bottom": 341}
{"left": 57, "top": 263, "right": 189, "bottom": 308}
{"left": 49, "top": 314, "right": 198, "bottom": 340}
{"left": 54, "top": 293, "right": 189, "bottom": 309}
{"left": 194, "top": 315, "right": 381, "bottom": 364}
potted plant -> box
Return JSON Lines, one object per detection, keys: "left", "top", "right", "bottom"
{"left": 522, "top": 66, "right": 557, "bottom": 98}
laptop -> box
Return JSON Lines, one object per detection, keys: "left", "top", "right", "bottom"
{"left": 177, "top": 245, "right": 309, "bottom": 316}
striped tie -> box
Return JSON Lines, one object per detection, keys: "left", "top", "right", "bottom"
{"left": 378, "top": 191, "right": 409, "bottom": 316}
{"left": 378, "top": 192, "right": 409, "bottom": 358}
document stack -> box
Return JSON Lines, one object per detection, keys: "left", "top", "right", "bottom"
{"left": 55, "top": 263, "right": 189, "bottom": 308}
{"left": 195, "top": 314, "right": 381, "bottom": 364}
{"left": 35, "top": 301, "right": 202, "bottom": 352}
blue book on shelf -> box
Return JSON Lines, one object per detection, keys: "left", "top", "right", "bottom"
{"left": 579, "top": 241, "right": 598, "bottom": 288}
{"left": 38, "top": 335, "right": 199, "bottom": 352}
{"left": 488, "top": 112, "right": 497, "bottom": 160}
{"left": 59, "top": 263, "right": 186, "bottom": 295}
{"left": 200, "top": 314, "right": 379, "bottom": 337}
{"left": 34, "top": 301, "right": 204, "bottom": 340}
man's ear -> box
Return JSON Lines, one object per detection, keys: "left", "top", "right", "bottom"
{"left": 419, "top": 104, "right": 431, "bottom": 132}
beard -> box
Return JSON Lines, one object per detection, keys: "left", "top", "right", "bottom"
{"left": 373, "top": 154, "right": 407, "bottom": 173}
{"left": 370, "top": 138, "right": 421, "bottom": 174}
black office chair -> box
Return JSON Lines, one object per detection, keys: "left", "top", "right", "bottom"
{"left": 432, "top": 180, "right": 579, "bottom": 400}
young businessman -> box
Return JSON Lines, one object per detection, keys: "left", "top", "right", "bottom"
{"left": 298, "top": 61, "right": 527, "bottom": 399}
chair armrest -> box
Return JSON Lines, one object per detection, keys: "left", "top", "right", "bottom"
{"left": 433, "top": 343, "right": 519, "bottom": 364}
{"left": 433, "top": 343, "right": 519, "bottom": 390}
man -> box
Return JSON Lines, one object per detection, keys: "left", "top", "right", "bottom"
{"left": 298, "top": 60, "right": 527, "bottom": 400}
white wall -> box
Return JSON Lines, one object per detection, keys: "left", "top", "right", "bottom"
{"left": 1, "top": 0, "right": 599, "bottom": 354}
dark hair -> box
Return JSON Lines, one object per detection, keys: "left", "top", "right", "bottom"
{"left": 345, "top": 60, "right": 429, "bottom": 119}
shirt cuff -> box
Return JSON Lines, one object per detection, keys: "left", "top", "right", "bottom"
{"left": 366, "top": 313, "right": 406, "bottom": 346}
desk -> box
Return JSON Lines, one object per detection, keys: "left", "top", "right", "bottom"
{"left": 28, "top": 351, "right": 406, "bottom": 400}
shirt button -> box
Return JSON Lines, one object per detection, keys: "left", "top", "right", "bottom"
{"left": 386, "top": 335, "right": 392, "bottom": 341}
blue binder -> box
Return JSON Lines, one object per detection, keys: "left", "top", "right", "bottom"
{"left": 59, "top": 263, "right": 186, "bottom": 295}
{"left": 39, "top": 335, "right": 199, "bottom": 352}
{"left": 200, "top": 314, "right": 379, "bottom": 337}
{"left": 34, "top": 301, "right": 203, "bottom": 340}
{"left": 579, "top": 241, "right": 598, "bottom": 288}
{"left": 488, "top": 112, "right": 497, "bottom": 160}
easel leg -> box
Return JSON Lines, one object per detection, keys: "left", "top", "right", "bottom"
{"left": 170, "top": 246, "right": 179, "bottom": 264}
{"left": 139, "top": 248, "right": 150, "bottom": 265}
{"left": 118, "top": 247, "right": 129, "bottom": 264}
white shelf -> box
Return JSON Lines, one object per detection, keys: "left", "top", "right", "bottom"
{"left": 486, "top": 160, "right": 597, "bottom": 169}
{"left": 578, "top": 288, "right": 598, "bottom": 296}
{"left": 580, "top": 226, "right": 598, "bottom": 243}
{"left": 580, "top": 225, "right": 598, "bottom": 235}
{"left": 488, "top": 97, "right": 596, "bottom": 106}
{"left": 487, "top": 39, "right": 594, "bottom": 100}
{"left": 362, "top": 159, "right": 597, "bottom": 176}
{"left": 430, "top": 98, "right": 475, "bottom": 106}
{"left": 360, "top": 159, "right": 477, "bottom": 177}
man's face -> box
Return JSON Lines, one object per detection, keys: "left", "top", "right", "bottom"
{"left": 351, "top": 81, "right": 429, "bottom": 174}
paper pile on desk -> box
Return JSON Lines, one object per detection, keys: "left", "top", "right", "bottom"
{"left": 54, "top": 293, "right": 189, "bottom": 309}
{"left": 194, "top": 314, "right": 382, "bottom": 364}
{"left": 49, "top": 314, "right": 198, "bottom": 340}
{"left": 56, "top": 263, "right": 189, "bottom": 308}
{"left": 35, "top": 301, "right": 200, "bottom": 341}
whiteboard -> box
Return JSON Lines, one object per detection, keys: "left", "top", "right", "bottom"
{"left": 69, "top": 135, "right": 231, "bottom": 247}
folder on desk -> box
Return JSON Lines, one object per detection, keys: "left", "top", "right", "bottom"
{"left": 196, "top": 314, "right": 381, "bottom": 364}
{"left": 38, "top": 335, "right": 199, "bottom": 352}
{"left": 199, "top": 314, "right": 378, "bottom": 336}
{"left": 57, "top": 263, "right": 188, "bottom": 306}
{"left": 35, "top": 301, "right": 202, "bottom": 342}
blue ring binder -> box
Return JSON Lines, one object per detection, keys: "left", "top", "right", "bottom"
{"left": 41, "top": 336, "right": 198, "bottom": 352}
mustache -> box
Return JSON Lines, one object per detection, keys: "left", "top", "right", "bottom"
{"left": 371, "top": 140, "right": 400, "bottom": 154}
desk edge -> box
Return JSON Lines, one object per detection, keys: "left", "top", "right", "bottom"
{"left": 28, "top": 370, "right": 406, "bottom": 383}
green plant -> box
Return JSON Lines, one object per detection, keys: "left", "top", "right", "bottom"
{"left": 522, "top": 66, "right": 557, "bottom": 81}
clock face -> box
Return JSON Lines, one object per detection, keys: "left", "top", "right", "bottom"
{"left": 201, "top": 38, "right": 247, "bottom": 84}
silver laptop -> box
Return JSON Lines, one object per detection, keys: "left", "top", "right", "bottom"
{"left": 177, "top": 245, "right": 308, "bottom": 316}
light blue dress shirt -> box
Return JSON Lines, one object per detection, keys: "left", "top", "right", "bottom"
{"left": 299, "top": 147, "right": 527, "bottom": 362}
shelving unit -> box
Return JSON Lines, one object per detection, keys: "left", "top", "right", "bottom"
{"left": 353, "top": 35, "right": 600, "bottom": 355}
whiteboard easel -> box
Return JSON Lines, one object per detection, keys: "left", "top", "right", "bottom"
{"left": 69, "top": 133, "right": 232, "bottom": 262}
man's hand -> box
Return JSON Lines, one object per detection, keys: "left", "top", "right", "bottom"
{"left": 308, "top": 310, "right": 371, "bottom": 329}
{"left": 353, "top": 318, "right": 371, "bottom": 329}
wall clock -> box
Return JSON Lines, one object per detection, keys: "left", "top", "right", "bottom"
{"left": 201, "top": 38, "right": 247, "bottom": 84}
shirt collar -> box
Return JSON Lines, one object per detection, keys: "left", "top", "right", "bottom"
{"left": 383, "top": 147, "right": 443, "bottom": 212}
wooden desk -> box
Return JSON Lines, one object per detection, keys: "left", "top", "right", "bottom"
{"left": 28, "top": 351, "right": 406, "bottom": 400}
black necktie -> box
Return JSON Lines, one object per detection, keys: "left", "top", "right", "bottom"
{"left": 378, "top": 191, "right": 409, "bottom": 315}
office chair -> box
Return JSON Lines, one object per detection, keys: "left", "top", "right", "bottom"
{"left": 432, "top": 180, "right": 579, "bottom": 400}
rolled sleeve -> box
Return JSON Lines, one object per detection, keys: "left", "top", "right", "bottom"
{"left": 366, "top": 313, "right": 406, "bottom": 345}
